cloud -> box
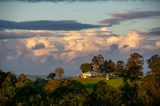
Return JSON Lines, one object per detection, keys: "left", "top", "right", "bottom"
{"left": 0, "top": 27, "right": 153, "bottom": 58}
{"left": 0, "top": 27, "right": 159, "bottom": 75}
{"left": 0, "top": 30, "right": 64, "bottom": 40}
{"left": 118, "top": 32, "right": 144, "bottom": 48}
{"left": 146, "top": 27, "right": 160, "bottom": 36}
{"left": 0, "top": 31, "right": 33, "bottom": 40}
{"left": 135, "top": 28, "right": 160, "bottom": 51}
{"left": 156, "top": 41, "right": 160, "bottom": 48}
{"left": 100, "top": 11, "right": 160, "bottom": 27}
{"left": 22, "top": 28, "right": 146, "bottom": 59}
{"left": 1, "top": 27, "right": 139, "bottom": 63}
{"left": 32, "top": 43, "right": 45, "bottom": 50}
{"left": 105, "top": 32, "right": 144, "bottom": 50}
{"left": 0, "top": 20, "right": 101, "bottom": 31}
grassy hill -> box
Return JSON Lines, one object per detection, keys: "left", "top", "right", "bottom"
{"left": 74, "top": 77, "right": 124, "bottom": 89}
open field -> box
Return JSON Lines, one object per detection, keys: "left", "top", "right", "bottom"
{"left": 74, "top": 77, "right": 124, "bottom": 89}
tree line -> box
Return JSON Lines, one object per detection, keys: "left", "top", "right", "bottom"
{"left": 80, "top": 53, "right": 143, "bottom": 80}
{"left": 0, "top": 53, "right": 160, "bottom": 106}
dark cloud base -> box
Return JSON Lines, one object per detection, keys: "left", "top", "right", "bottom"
{"left": 0, "top": 20, "right": 101, "bottom": 31}
{"left": 147, "top": 27, "right": 160, "bottom": 36}
{"left": 100, "top": 11, "right": 160, "bottom": 27}
{"left": 138, "top": 27, "right": 160, "bottom": 36}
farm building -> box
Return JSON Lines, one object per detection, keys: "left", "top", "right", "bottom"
{"left": 81, "top": 71, "right": 99, "bottom": 78}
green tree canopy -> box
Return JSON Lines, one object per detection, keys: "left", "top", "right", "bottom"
{"left": 89, "top": 81, "right": 120, "bottom": 106}
{"left": 91, "top": 55, "right": 104, "bottom": 73}
{"left": 45, "top": 80, "right": 88, "bottom": 106}
{"left": 0, "top": 71, "right": 16, "bottom": 106}
{"left": 126, "top": 53, "right": 144, "bottom": 81}
{"left": 16, "top": 74, "right": 30, "bottom": 88}
{"left": 120, "top": 80, "right": 141, "bottom": 105}
{"left": 0, "top": 70, "right": 7, "bottom": 88}
{"left": 115, "top": 60, "right": 125, "bottom": 77}
{"left": 80, "top": 63, "right": 92, "bottom": 73}
{"left": 17, "top": 74, "right": 27, "bottom": 82}
{"left": 139, "top": 55, "right": 160, "bottom": 105}
{"left": 104, "top": 59, "right": 116, "bottom": 73}
{"left": 47, "top": 72, "right": 56, "bottom": 80}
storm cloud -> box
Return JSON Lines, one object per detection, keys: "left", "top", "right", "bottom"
{"left": 100, "top": 11, "right": 160, "bottom": 27}
{"left": 0, "top": 20, "right": 101, "bottom": 31}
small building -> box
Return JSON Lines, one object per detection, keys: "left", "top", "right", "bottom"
{"left": 106, "top": 74, "right": 110, "bottom": 80}
{"left": 81, "top": 71, "right": 99, "bottom": 79}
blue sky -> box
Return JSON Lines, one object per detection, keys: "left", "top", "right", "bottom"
{"left": 0, "top": 0, "right": 160, "bottom": 75}
{"left": 0, "top": 0, "right": 160, "bottom": 34}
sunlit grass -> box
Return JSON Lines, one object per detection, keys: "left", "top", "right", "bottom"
{"left": 74, "top": 77, "right": 123, "bottom": 89}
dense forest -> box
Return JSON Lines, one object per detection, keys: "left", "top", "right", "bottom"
{"left": 0, "top": 53, "right": 160, "bottom": 106}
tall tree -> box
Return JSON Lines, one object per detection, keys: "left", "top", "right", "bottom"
{"left": 91, "top": 56, "right": 100, "bottom": 72}
{"left": 147, "top": 54, "right": 159, "bottom": 69}
{"left": 91, "top": 55, "right": 104, "bottom": 73}
{"left": 139, "top": 55, "right": 160, "bottom": 105}
{"left": 126, "top": 53, "right": 144, "bottom": 81}
{"left": 55, "top": 67, "right": 64, "bottom": 80}
{"left": 115, "top": 60, "right": 125, "bottom": 77}
{"left": 97, "top": 55, "right": 105, "bottom": 66}
{"left": 104, "top": 60, "right": 116, "bottom": 73}
{"left": 107, "top": 60, "right": 115, "bottom": 72}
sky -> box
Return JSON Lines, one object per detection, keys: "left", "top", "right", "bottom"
{"left": 0, "top": 0, "right": 160, "bottom": 76}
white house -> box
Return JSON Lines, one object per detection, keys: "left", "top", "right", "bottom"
{"left": 81, "top": 71, "right": 99, "bottom": 79}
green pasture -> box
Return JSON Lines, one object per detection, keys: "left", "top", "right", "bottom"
{"left": 74, "top": 77, "right": 124, "bottom": 89}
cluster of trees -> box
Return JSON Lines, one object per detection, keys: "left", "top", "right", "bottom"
{"left": 47, "top": 67, "right": 64, "bottom": 80}
{"left": 0, "top": 54, "right": 160, "bottom": 106}
{"left": 80, "top": 53, "right": 144, "bottom": 79}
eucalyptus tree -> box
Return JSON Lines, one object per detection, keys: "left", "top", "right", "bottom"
{"left": 126, "top": 53, "right": 144, "bottom": 81}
